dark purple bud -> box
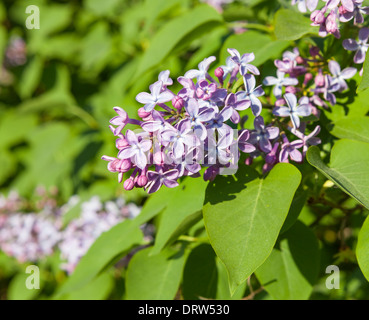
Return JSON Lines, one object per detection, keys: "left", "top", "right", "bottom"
{"left": 172, "top": 96, "right": 184, "bottom": 111}
{"left": 309, "top": 47, "right": 320, "bottom": 58}
{"left": 123, "top": 178, "right": 135, "bottom": 191}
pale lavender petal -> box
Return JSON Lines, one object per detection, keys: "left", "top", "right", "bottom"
{"left": 184, "top": 69, "right": 201, "bottom": 79}
{"left": 136, "top": 92, "right": 154, "bottom": 104}
{"left": 295, "top": 104, "right": 312, "bottom": 117}
{"left": 157, "top": 90, "right": 175, "bottom": 103}
{"left": 186, "top": 98, "right": 199, "bottom": 117}
{"left": 340, "top": 67, "right": 357, "bottom": 78}
{"left": 341, "top": 0, "right": 354, "bottom": 12}
{"left": 284, "top": 93, "right": 297, "bottom": 110}
{"left": 263, "top": 76, "right": 279, "bottom": 86}
{"left": 118, "top": 147, "right": 136, "bottom": 159}
{"left": 266, "top": 126, "right": 279, "bottom": 139}
{"left": 289, "top": 148, "right": 303, "bottom": 162}
{"left": 140, "top": 140, "right": 152, "bottom": 152}
{"left": 273, "top": 106, "right": 291, "bottom": 117}
{"left": 328, "top": 60, "right": 341, "bottom": 76}
{"left": 125, "top": 130, "right": 138, "bottom": 145}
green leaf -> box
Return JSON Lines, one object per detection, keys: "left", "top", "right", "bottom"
{"left": 307, "top": 140, "right": 369, "bottom": 209}
{"left": 57, "top": 219, "right": 142, "bottom": 295}
{"left": 358, "top": 50, "right": 369, "bottom": 92}
{"left": 133, "top": 185, "right": 177, "bottom": 226}
{"left": 215, "top": 258, "right": 247, "bottom": 300}
{"left": 330, "top": 117, "right": 369, "bottom": 144}
{"left": 182, "top": 244, "right": 218, "bottom": 300}
{"left": 255, "top": 221, "right": 320, "bottom": 300}
{"left": 357, "top": 214, "right": 369, "bottom": 281}
{"left": 134, "top": 4, "right": 222, "bottom": 80}
{"left": 151, "top": 178, "right": 208, "bottom": 254}
{"left": 56, "top": 272, "right": 114, "bottom": 300}
{"left": 125, "top": 246, "right": 186, "bottom": 300}
{"left": 17, "top": 55, "right": 44, "bottom": 99}
{"left": 7, "top": 271, "right": 42, "bottom": 300}
{"left": 203, "top": 163, "right": 301, "bottom": 293}
{"left": 220, "top": 30, "right": 290, "bottom": 67}
{"left": 274, "top": 9, "right": 318, "bottom": 40}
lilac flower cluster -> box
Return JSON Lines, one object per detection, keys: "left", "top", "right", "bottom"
{"left": 104, "top": 46, "right": 354, "bottom": 191}
{"left": 0, "top": 191, "right": 146, "bottom": 274}
{"left": 291, "top": 0, "right": 369, "bottom": 38}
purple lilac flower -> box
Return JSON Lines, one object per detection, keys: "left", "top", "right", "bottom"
{"left": 263, "top": 70, "right": 299, "bottom": 98}
{"left": 225, "top": 93, "right": 250, "bottom": 124}
{"left": 343, "top": 27, "right": 369, "bottom": 64}
{"left": 328, "top": 60, "right": 357, "bottom": 91}
{"left": 146, "top": 168, "right": 179, "bottom": 194}
{"left": 136, "top": 81, "right": 174, "bottom": 112}
{"left": 249, "top": 116, "right": 280, "bottom": 153}
{"left": 279, "top": 134, "right": 304, "bottom": 163}
{"left": 227, "top": 48, "right": 260, "bottom": 76}
{"left": 118, "top": 130, "right": 152, "bottom": 169}
{"left": 184, "top": 56, "right": 216, "bottom": 81}
{"left": 291, "top": 125, "right": 322, "bottom": 156}
{"left": 273, "top": 93, "right": 312, "bottom": 129}
{"left": 161, "top": 120, "right": 200, "bottom": 159}
{"left": 340, "top": 0, "right": 369, "bottom": 24}
{"left": 237, "top": 74, "right": 265, "bottom": 116}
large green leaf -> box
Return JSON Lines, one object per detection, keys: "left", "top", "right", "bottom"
{"left": 330, "top": 117, "right": 369, "bottom": 144}
{"left": 274, "top": 9, "right": 318, "bottom": 40}
{"left": 255, "top": 221, "right": 320, "bottom": 300}
{"left": 134, "top": 4, "right": 222, "bottom": 80}
{"left": 125, "top": 246, "right": 186, "bottom": 300}
{"left": 357, "top": 215, "right": 369, "bottom": 281}
{"left": 151, "top": 178, "right": 208, "bottom": 254}
{"left": 182, "top": 243, "right": 218, "bottom": 300}
{"left": 56, "top": 219, "right": 142, "bottom": 295}
{"left": 203, "top": 163, "right": 301, "bottom": 293}
{"left": 307, "top": 140, "right": 369, "bottom": 209}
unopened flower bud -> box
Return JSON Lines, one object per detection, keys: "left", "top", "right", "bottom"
{"left": 315, "top": 70, "right": 325, "bottom": 87}
{"left": 215, "top": 67, "right": 224, "bottom": 86}
{"left": 304, "top": 73, "right": 313, "bottom": 85}
{"left": 123, "top": 178, "right": 135, "bottom": 191}
{"left": 138, "top": 107, "right": 151, "bottom": 119}
{"left": 275, "top": 98, "right": 286, "bottom": 107}
{"left": 309, "top": 46, "right": 320, "bottom": 58}
{"left": 172, "top": 96, "right": 184, "bottom": 111}
{"left": 116, "top": 137, "right": 129, "bottom": 149}
{"left": 295, "top": 56, "right": 304, "bottom": 64}
{"left": 137, "top": 174, "right": 148, "bottom": 187}
{"left": 285, "top": 86, "right": 298, "bottom": 94}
